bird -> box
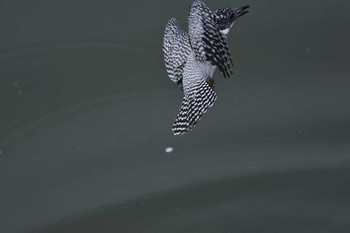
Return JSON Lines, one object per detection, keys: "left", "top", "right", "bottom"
{"left": 163, "top": 0, "right": 250, "bottom": 135}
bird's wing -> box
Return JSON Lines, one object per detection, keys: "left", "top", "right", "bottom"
{"left": 188, "top": 0, "right": 233, "bottom": 78}
{"left": 163, "top": 18, "right": 192, "bottom": 85}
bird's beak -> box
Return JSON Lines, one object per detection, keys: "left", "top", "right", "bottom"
{"left": 233, "top": 5, "right": 251, "bottom": 19}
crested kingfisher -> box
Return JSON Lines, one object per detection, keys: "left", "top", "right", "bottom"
{"left": 163, "top": 0, "right": 250, "bottom": 135}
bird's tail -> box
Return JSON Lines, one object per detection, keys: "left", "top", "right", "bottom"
{"left": 172, "top": 80, "right": 217, "bottom": 135}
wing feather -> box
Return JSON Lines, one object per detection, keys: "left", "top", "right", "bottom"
{"left": 163, "top": 18, "right": 192, "bottom": 85}
{"left": 188, "top": 0, "right": 234, "bottom": 78}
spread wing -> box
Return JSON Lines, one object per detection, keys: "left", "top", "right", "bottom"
{"left": 188, "top": 0, "right": 234, "bottom": 78}
{"left": 163, "top": 18, "right": 192, "bottom": 85}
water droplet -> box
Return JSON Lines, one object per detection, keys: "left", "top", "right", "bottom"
{"left": 165, "top": 147, "right": 174, "bottom": 153}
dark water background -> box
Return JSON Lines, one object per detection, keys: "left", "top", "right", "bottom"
{"left": 1, "top": 0, "right": 350, "bottom": 232}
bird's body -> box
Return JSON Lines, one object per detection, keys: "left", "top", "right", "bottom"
{"left": 163, "top": 0, "right": 250, "bottom": 135}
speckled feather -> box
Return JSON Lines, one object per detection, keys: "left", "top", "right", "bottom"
{"left": 173, "top": 78, "right": 217, "bottom": 135}
{"left": 163, "top": 18, "right": 191, "bottom": 86}
{"left": 188, "top": 0, "right": 233, "bottom": 78}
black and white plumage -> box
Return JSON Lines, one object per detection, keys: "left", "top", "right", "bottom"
{"left": 163, "top": 18, "right": 191, "bottom": 88}
{"left": 163, "top": 0, "right": 250, "bottom": 135}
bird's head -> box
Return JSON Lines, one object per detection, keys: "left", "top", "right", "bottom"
{"left": 213, "top": 5, "right": 250, "bottom": 35}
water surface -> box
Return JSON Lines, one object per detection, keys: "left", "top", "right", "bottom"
{"left": 1, "top": 0, "right": 350, "bottom": 232}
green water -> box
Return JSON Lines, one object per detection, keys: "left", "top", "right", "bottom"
{"left": 1, "top": 0, "right": 350, "bottom": 232}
